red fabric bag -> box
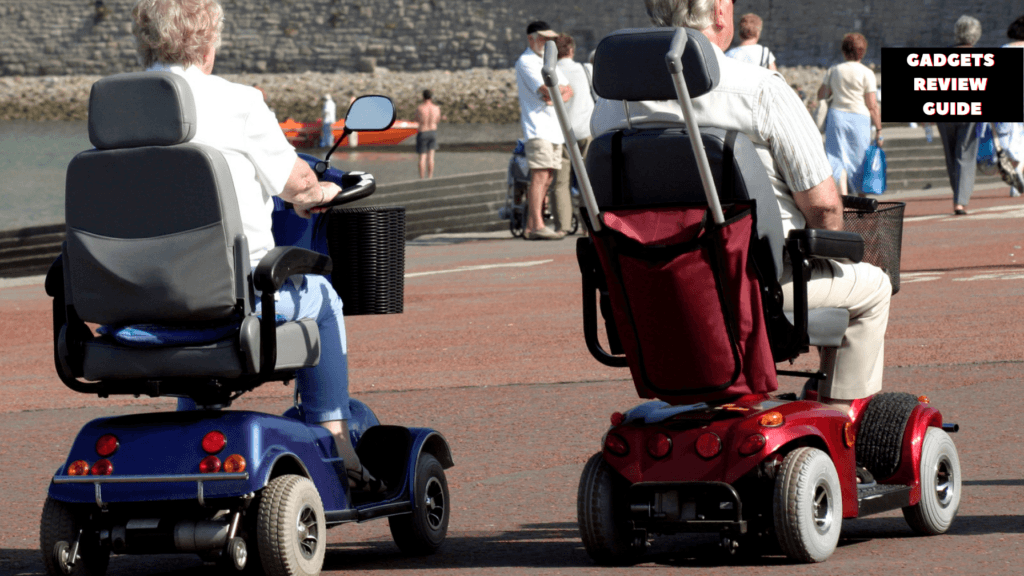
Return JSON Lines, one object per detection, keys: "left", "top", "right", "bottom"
{"left": 591, "top": 203, "right": 777, "bottom": 404}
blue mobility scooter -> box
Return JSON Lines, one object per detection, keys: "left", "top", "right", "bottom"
{"left": 542, "top": 29, "right": 960, "bottom": 564}
{"left": 40, "top": 72, "right": 452, "bottom": 576}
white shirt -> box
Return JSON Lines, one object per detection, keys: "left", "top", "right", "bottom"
{"left": 557, "top": 58, "right": 595, "bottom": 140}
{"left": 515, "top": 48, "right": 565, "bottom": 144}
{"left": 591, "top": 44, "right": 832, "bottom": 235}
{"left": 322, "top": 96, "right": 337, "bottom": 125}
{"left": 149, "top": 64, "right": 297, "bottom": 267}
{"left": 725, "top": 44, "right": 776, "bottom": 68}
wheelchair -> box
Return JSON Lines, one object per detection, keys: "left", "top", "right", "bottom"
{"left": 541, "top": 29, "right": 961, "bottom": 564}
{"left": 40, "top": 72, "right": 452, "bottom": 576}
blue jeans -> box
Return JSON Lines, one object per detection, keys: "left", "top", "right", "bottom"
{"left": 178, "top": 274, "right": 351, "bottom": 423}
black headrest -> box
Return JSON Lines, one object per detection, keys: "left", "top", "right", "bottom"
{"left": 88, "top": 71, "right": 197, "bottom": 149}
{"left": 592, "top": 27, "right": 720, "bottom": 101}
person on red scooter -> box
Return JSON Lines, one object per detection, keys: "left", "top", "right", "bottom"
{"left": 131, "top": 0, "right": 384, "bottom": 493}
{"left": 591, "top": 0, "right": 892, "bottom": 414}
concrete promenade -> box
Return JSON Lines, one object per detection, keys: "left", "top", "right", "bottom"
{"left": 2, "top": 182, "right": 1024, "bottom": 574}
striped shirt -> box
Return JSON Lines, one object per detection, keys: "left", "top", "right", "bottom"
{"left": 591, "top": 43, "right": 832, "bottom": 233}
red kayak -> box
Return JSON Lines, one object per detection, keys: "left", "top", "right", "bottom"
{"left": 280, "top": 118, "right": 419, "bottom": 148}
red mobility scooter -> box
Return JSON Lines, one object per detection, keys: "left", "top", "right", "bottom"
{"left": 541, "top": 29, "right": 961, "bottom": 564}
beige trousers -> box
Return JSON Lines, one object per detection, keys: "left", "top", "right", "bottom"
{"left": 552, "top": 137, "right": 591, "bottom": 232}
{"left": 780, "top": 258, "right": 891, "bottom": 400}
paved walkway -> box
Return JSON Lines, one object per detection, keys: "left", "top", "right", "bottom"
{"left": 2, "top": 186, "right": 1023, "bottom": 575}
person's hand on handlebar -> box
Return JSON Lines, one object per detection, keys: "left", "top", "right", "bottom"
{"left": 294, "top": 182, "right": 342, "bottom": 218}
{"left": 280, "top": 156, "right": 340, "bottom": 218}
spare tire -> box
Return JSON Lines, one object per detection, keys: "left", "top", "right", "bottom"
{"left": 856, "top": 392, "right": 920, "bottom": 480}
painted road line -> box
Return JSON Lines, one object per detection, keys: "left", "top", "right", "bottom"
{"left": 405, "top": 259, "right": 554, "bottom": 278}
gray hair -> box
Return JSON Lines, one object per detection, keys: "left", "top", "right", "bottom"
{"left": 953, "top": 15, "right": 982, "bottom": 46}
{"left": 644, "top": 0, "right": 716, "bottom": 30}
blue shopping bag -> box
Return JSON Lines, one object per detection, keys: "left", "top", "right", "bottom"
{"left": 861, "top": 145, "right": 886, "bottom": 195}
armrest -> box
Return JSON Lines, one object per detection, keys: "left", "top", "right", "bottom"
{"left": 253, "top": 246, "right": 333, "bottom": 293}
{"left": 252, "top": 246, "right": 332, "bottom": 376}
{"left": 786, "top": 229, "right": 864, "bottom": 263}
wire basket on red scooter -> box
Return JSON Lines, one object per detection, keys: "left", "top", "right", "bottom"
{"left": 842, "top": 201, "right": 905, "bottom": 294}
{"left": 325, "top": 206, "right": 405, "bottom": 315}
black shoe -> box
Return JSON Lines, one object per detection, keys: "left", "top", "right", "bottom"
{"left": 856, "top": 466, "right": 876, "bottom": 487}
{"left": 347, "top": 467, "right": 387, "bottom": 494}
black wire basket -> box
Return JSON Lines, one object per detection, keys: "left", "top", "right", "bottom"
{"left": 842, "top": 201, "right": 905, "bottom": 294}
{"left": 325, "top": 206, "right": 405, "bottom": 315}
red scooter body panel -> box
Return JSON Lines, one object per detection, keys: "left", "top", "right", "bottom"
{"left": 602, "top": 395, "right": 860, "bottom": 517}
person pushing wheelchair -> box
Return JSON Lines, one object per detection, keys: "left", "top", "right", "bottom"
{"left": 590, "top": 0, "right": 891, "bottom": 413}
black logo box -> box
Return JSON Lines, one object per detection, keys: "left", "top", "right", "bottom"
{"left": 880, "top": 48, "right": 1022, "bottom": 123}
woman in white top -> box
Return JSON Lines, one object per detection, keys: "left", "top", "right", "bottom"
{"left": 132, "top": 0, "right": 384, "bottom": 493}
{"left": 817, "top": 33, "right": 882, "bottom": 196}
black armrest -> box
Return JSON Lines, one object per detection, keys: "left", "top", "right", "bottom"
{"left": 787, "top": 229, "right": 864, "bottom": 263}
{"left": 576, "top": 237, "right": 628, "bottom": 368}
{"left": 252, "top": 246, "right": 333, "bottom": 376}
{"left": 253, "top": 246, "right": 333, "bottom": 293}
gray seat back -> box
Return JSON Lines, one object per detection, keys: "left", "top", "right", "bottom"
{"left": 64, "top": 71, "right": 248, "bottom": 326}
{"left": 587, "top": 28, "right": 785, "bottom": 280}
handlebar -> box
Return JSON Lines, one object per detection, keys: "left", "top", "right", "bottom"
{"left": 296, "top": 152, "right": 376, "bottom": 209}
{"left": 842, "top": 195, "right": 879, "bottom": 212}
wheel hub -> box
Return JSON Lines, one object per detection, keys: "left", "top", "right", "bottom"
{"left": 812, "top": 482, "right": 834, "bottom": 535}
{"left": 934, "top": 454, "right": 955, "bottom": 507}
{"left": 296, "top": 504, "right": 320, "bottom": 560}
{"left": 423, "top": 477, "right": 446, "bottom": 530}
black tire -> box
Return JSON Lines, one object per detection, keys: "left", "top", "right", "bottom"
{"left": 389, "top": 453, "right": 450, "bottom": 555}
{"left": 569, "top": 212, "right": 580, "bottom": 235}
{"left": 255, "top": 475, "right": 326, "bottom": 576}
{"left": 577, "top": 452, "right": 645, "bottom": 566}
{"left": 773, "top": 447, "right": 842, "bottom": 563}
{"left": 857, "top": 392, "right": 920, "bottom": 479}
{"left": 40, "top": 497, "right": 109, "bottom": 576}
{"left": 903, "top": 428, "right": 961, "bottom": 535}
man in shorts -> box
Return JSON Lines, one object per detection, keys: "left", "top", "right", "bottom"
{"left": 415, "top": 89, "right": 441, "bottom": 179}
{"left": 515, "top": 20, "right": 573, "bottom": 239}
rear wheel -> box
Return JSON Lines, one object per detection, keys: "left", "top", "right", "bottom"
{"left": 577, "top": 452, "right": 646, "bottom": 566}
{"left": 389, "top": 453, "right": 450, "bottom": 555}
{"left": 40, "top": 497, "right": 109, "bottom": 576}
{"left": 903, "top": 428, "right": 961, "bottom": 534}
{"left": 773, "top": 447, "right": 842, "bottom": 563}
{"left": 255, "top": 475, "right": 326, "bottom": 576}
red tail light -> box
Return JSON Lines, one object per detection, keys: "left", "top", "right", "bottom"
{"left": 610, "top": 412, "right": 625, "bottom": 426}
{"left": 95, "top": 434, "right": 119, "bottom": 457}
{"left": 199, "top": 455, "right": 222, "bottom": 473}
{"left": 604, "top": 433, "right": 630, "bottom": 457}
{"left": 202, "top": 431, "right": 226, "bottom": 454}
{"left": 91, "top": 459, "right": 113, "bottom": 476}
{"left": 696, "top": 432, "right": 722, "bottom": 459}
{"left": 739, "top": 433, "right": 767, "bottom": 456}
{"left": 646, "top": 433, "right": 672, "bottom": 459}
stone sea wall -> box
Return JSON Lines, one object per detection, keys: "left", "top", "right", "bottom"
{"left": 0, "top": 66, "right": 837, "bottom": 124}
{"left": 2, "top": 0, "right": 1021, "bottom": 78}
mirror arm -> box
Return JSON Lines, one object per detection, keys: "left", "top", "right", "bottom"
{"left": 322, "top": 127, "right": 352, "bottom": 168}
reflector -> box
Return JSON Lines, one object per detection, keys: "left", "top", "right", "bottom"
{"left": 202, "top": 431, "right": 226, "bottom": 454}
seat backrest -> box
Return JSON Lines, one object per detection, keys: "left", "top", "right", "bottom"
{"left": 64, "top": 71, "right": 248, "bottom": 326}
{"left": 586, "top": 28, "right": 784, "bottom": 281}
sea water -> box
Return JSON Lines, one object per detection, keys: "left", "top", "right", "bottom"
{"left": 0, "top": 121, "right": 518, "bottom": 232}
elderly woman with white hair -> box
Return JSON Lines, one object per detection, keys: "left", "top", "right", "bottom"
{"left": 131, "top": 0, "right": 384, "bottom": 492}
{"left": 936, "top": 15, "right": 983, "bottom": 215}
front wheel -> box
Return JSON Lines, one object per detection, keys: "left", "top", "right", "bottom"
{"left": 773, "top": 447, "right": 842, "bottom": 563}
{"left": 255, "top": 475, "right": 327, "bottom": 576}
{"left": 577, "top": 452, "right": 646, "bottom": 566}
{"left": 903, "top": 428, "right": 961, "bottom": 534}
{"left": 40, "top": 497, "right": 109, "bottom": 576}
{"left": 389, "top": 453, "right": 450, "bottom": 555}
